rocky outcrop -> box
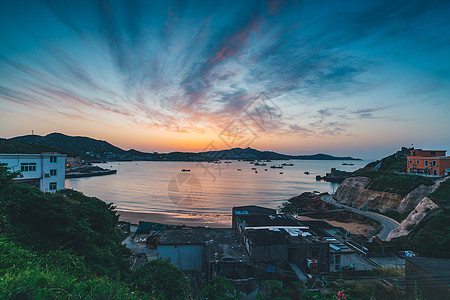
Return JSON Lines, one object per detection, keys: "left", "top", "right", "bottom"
{"left": 334, "top": 176, "right": 404, "bottom": 212}
{"left": 386, "top": 197, "right": 438, "bottom": 241}
{"left": 333, "top": 177, "right": 370, "bottom": 206}
{"left": 398, "top": 184, "right": 431, "bottom": 213}
{"left": 335, "top": 177, "right": 431, "bottom": 214}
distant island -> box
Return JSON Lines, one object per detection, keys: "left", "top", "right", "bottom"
{"left": 3, "top": 132, "right": 361, "bottom": 162}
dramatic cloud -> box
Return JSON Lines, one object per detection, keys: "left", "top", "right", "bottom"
{"left": 1, "top": 0, "right": 449, "bottom": 154}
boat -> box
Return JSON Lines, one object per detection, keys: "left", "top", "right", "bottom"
{"left": 281, "top": 162, "right": 294, "bottom": 166}
{"left": 270, "top": 165, "right": 283, "bottom": 169}
{"left": 181, "top": 169, "right": 190, "bottom": 172}
{"left": 224, "top": 161, "right": 232, "bottom": 163}
{"left": 342, "top": 163, "right": 354, "bottom": 166}
{"left": 304, "top": 171, "right": 310, "bottom": 175}
{"left": 251, "top": 167, "right": 257, "bottom": 170}
{"left": 264, "top": 169, "right": 268, "bottom": 171}
{"left": 255, "top": 171, "right": 258, "bottom": 173}
{"left": 279, "top": 172, "right": 283, "bottom": 174}
{"left": 237, "top": 169, "right": 242, "bottom": 171}
{"left": 254, "top": 162, "right": 267, "bottom": 166}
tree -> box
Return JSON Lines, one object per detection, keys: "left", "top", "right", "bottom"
{"left": 129, "top": 259, "right": 191, "bottom": 299}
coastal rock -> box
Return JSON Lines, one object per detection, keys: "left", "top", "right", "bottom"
{"left": 334, "top": 176, "right": 403, "bottom": 212}
{"left": 334, "top": 177, "right": 435, "bottom": 214}
{"left": 386, "top": 197, "right": 438, "bottom": 241}
{"left": 334, "top": 177, "right": 370, "bottom": 206}
{"left": 397, "top": 184, "right": 431, "bottom": 213}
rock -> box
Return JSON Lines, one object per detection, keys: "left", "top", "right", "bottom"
{"left": 386, "top": 197, "right": 438, "bottom": 241}
{"left": 334, "top": 177, "right": 370, "bottom": 206}
{"left": 334, "top": 176, "right": 404, "bottom": 212}
{"left": 398, "top": 184, "right": 431, "bottom": 213}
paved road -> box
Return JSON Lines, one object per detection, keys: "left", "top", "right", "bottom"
{"left": 321, "top": 194, "right": 400, "bottom": 240}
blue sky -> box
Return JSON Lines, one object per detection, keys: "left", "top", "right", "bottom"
{"left": 0, "top": 0, "right": 449, "bottom": 159}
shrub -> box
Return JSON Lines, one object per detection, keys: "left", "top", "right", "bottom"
{"left": 129, "top": 259, "right": 191, "bottom": 299}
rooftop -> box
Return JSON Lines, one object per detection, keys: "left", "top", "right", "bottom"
{"left": 158, "top": 227, "right": 250, "bottom": 262}
{"left": 245, "top": 229, "right": 291, "bottom": 245}
{"left": 238, "top": 214, "right": 308, "bottom": 228}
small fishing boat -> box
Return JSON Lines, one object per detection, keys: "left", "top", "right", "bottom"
{"left": 270, "top": 165, "right": 283, "bottom": 169}
{"left": 181, "top": 169, "right": 190, "bottom": 172}
{"left": 304, "top": 171, "right": 310, "bottom": 175}
{"left": 279, "top": 172, "right": 283, "bottom": 174}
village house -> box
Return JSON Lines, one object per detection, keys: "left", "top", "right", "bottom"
{"left": 0, "top": 153, "right": 66, "bottom": 192}
{"left": 407, "top": 149, "right": 450, "bottom": 176}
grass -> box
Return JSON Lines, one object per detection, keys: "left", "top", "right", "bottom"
{"left": 429, "top": 177, "right": 450, "bottom": 206}
{"left": 356, "top": 171, "right": 434, "bottom": 196}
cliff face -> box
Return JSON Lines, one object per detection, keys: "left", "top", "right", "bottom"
{"left": 398, "top": 184, "right": 432, "bottom": 213}
{"left": 386, "top": 197, "right": 438, "bottom": 241}
{"left": 334, "top": 177, "right": 431, "bottom": 213}
{"left": 333, "top": 177, "right": 369, "bottom": 206}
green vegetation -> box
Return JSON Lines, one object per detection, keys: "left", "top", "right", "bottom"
{"left": 0, "top": 167, "right": 192, "bottom": 298}
{"left": 129, "top": 259, "right": 191, "bottom": 299}
{"left": 376, "top": 153, "right": 407, "bottom": 172}
{"left": 0, "top": 237, "right": 139, "bottom": 299}
{"left": 386, "top": 208, "right": 450, "bottom": 258}
{"left": 429, "top": 177, "right": 450, "bottom": 205}
{"left": 358, "top": 171, "right": 434, "bottom": 196}
{"left": 0, "top": 138, "right": 75, "bottom": 157}
{"left": 410, "top": 208, "right": 450, "bottom": 258}
{"left": 255, "top": 279, "right": 404, "bottom": 300}
{"left": 1, "top": 179, "right": 130, "bottom": 277}
{"left": 201, "top": 276, "right": 240, "bottom": 300}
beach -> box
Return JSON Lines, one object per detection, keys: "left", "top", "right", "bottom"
{"left": 117, "top": 210, "right": 232, "bottom": 228}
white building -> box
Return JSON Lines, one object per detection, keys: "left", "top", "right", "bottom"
{"left": 0, "top": 153, "right": 66, "bottom": 193}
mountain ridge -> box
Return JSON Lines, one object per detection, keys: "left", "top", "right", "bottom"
{"left": 9, "top": 132, "right": 361, "bottom": 161}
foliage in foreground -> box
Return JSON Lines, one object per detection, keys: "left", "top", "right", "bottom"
{"left": 0, "top": 167, "right": 191, "bottom": 299}
{"left": 256, "top": 279, "right": 404, "bottom": 300}
{"left": 201, "top": 276, "right": 240, "bottom": 300}
{"left": 0, "top": 167, "right": 130, "bottom": 278}
{"left": 129, "top": 259, "right": 192, "bottom": 299}
{"left": 0, "top": 235, "right": 140, "bottom": 299}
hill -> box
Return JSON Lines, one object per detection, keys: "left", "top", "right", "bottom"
{"left": 9, "top": 132, "right": 360, "bottom": 162}
{"left": 0, "top": 138, "right": 74, "bottom": 156}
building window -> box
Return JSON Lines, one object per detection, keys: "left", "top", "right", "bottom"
{"left": 49, "top": 182, "right": 57, "bottom": 191}
{"left": 432, "top": 161, "right": 437, "bottom": 167}
{"left": 50, "top": 169, "right": 57, "bottom": 176}
{"left": 50, "top": 156, "right": 57, "bottom": 163}
{"left": 417, "top": 160, "right": 420, "bottom": 165}
{"left": 0, "top": 163, "right": 7, "bottom": 169}
{"left": 425, "top": 161, "right": 428, "bottom": 166}
{"left": 21, "top": 163, "right": 37, "bottom": 172}
{"left": 433, "top": 170, "right": 437, "bottom": 176}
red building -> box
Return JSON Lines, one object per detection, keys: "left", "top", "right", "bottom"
{"left": 407, "top": 149, "right": 450, "bottom": 176}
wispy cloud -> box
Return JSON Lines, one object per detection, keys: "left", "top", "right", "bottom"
{"left": 0, "top": 0, "right": 449, "bottom": 143}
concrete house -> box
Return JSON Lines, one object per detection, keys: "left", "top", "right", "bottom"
{"left": 233, "top": 206, "right": 331, "bottom": 274}
{"left": 407, "top": 149, "right": 450, "bottom": 176}
{"left": 0, "top": 153, "right": 66, "bottom": 192}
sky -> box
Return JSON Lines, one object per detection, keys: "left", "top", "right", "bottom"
{"left": 0, "top": 0, "right": 449, "bottom": 159}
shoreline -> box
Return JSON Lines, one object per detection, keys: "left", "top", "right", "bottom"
{"left": 117, "top": 210, "right": 232, "bottom": 228}
{"left": 117, "top": 210, "right": 374, "bottom": 235}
